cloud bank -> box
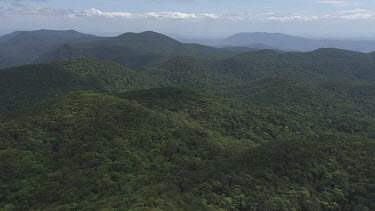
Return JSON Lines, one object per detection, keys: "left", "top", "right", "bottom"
{"left": 1, "top": 4, "right": 374, "bottom": 22}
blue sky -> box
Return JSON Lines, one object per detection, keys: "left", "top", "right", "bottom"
{"left": 1, "top": 0, "right": 375, "bottom": 38}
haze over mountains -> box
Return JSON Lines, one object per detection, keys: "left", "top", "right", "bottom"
{"left": 1, "top": 29, "right": 375, "bottom": 69}
{"left": 1, "top": 29, "right": 375, "bottom": 210}
{"left": 0, "top": 30, "right": 233, "bottom": 69}
{"left": 178, "top": 32, "right": 375, "bottom": 52}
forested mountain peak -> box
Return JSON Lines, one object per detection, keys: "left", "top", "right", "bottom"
{"left": 309, "top": 48, "right": 364, "bottom": 55}
{"left": 1, "top": 29, "right": 95, "bottom": 43}
{"left": 108, "top": 31, "right": 183, "bottom": 50}
{"left": 0, "top": 29, "right": 98, "bottom": 69}
{"left": 37, "top": 31, "right": 233, "bottom": 69}
{"left": 116, "top": 31, "right": 180, "bottom": 43}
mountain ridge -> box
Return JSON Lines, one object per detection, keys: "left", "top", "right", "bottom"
{"left": 0, "top": 29, "right": 100, "bottom": 69}
{"left": 36, "top": 31, "right": 234, "bottom": 69}
{"left": 2, "top": 29, "right": 375, "bottom": 69}
{"left": 222, "top": 32, "right": 375, "bottom": 52}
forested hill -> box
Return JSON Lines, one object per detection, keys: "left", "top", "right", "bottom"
{"left": 2, "top": 48, "right": 375, "bottom": 113}
{"left": 1, "top": 30, "right": 375, "bottom": 210}
{"left": 0, "top": 30, "right": 99, "bottom": 69}
{"left": 1, "top": 88, "right": 375, "bottom": 210}
{"left": 2, "top": 47, "right": 375, "bottom": 125}
{"left": 0, "top": 58, "right": 166, "bottom": 112}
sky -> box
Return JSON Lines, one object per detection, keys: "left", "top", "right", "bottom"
{"left": 1, "top": 0, "right": 375, "bottom": 38}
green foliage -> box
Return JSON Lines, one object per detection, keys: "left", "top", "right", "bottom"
{"left": 1, "top": 90, "right": 375, "bottom": 210}
{"left": 0, "top": 58, "right": 164, "bottom": 112}
{"left": 1, "top": 33, "right": 375, "bottom": 210}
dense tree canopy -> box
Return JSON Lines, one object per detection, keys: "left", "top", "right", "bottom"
{"left": 1, "top": 32, "right": 375, "bottom": 210}
{"left": 1, "top": 90, "right": 375, "bottom": 210}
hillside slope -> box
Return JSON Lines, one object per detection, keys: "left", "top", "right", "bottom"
{"left": 1, "top": 89, "right": 374, "bottom": 210}
{"left": 2, "top": 51, "right": 375, "bottom": 136}
{"left": 0, "top": 30, "right": 98, "bottom": 68}
{"left": 0, "top": 58, "right": 163, "bottom": 112}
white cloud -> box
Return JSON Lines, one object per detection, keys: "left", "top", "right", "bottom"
{"left": 202, "top": 13, "right": 219, "bottom": 19}
{"left": 315, "top": 0, "right": 361, "bottom": 6}
{"left": 145, "top": 11, "right": 218, "bottom": 20}
{"left": 146, "top": 12, "right": 197, "bottom": 19}
{"left": 267, "top": 15, "right": 319, "bottom": 22}
{"left": 1, "top": 4, "right": 374, "bottom": 23}
{"left": 79, "top": 8, "right": 133, "bottom": 18}
{"left": 316, "top": 0, "right": 349, "bottom": 6}
{"left": 337, "top": 9, "right": 375, "bottom": 20}
{"left": 223, "top": 12, "right": 322, "bottom": 23}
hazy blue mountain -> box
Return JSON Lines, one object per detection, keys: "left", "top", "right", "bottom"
{"left": 223, "top": 32, "right": 308, "bottom": 50}
{"left": 219, "top": 46, "right": 260, "bottom": 53}
{"left": 223, "top": 32, "right": 375, "bottom": 52}
{"left": 175, "top": 37, "right": 223, "bottom": 46}
{"left": 246, "top": 42, "right": 281, "bottom": 50}
{"left": 0, "top": 29, "right": 99, "bottom": 68}
{"left": 220, "top": 43, "right": 281, "bottom": 53}
{"left": 176, "top": 37, "right": 282, "bottom": 50}
{"left": 0, "top": 31, "right": 24, "bottom": 44}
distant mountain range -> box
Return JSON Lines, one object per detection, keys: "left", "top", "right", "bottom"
{"left": 178, "top": 32, "right": 375, "bottom": 52}
{"left": 0, "top": 30, "right": 234, "bottom": 69}
{"left": 37, "top": 31, "right": 233, "bottom": 69}
{"left": 1, "top": 29, "right": 375, "bottom": 69}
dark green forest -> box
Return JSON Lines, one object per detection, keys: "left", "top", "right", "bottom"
{"left": 1, "top": 31, "right": 375, "bottom": 210}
